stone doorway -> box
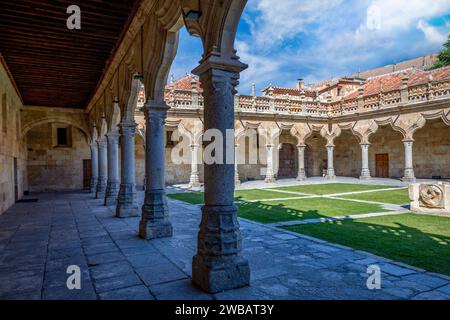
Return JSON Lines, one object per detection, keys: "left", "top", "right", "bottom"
{"left": 83, "top": 159, "right": 92, "bottom": 191}
{"left": 375, "top": 153, "right": 389, "bottom": 177}
{"left": 13, "top": 157, "right": 18, "bottom": 201}
{"left": 278, "top": 143, "right": 297, "bottom": 178}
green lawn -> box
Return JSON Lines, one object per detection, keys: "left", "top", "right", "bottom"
{"left": 168, "top": 191, "right": 204, "bottom": 204}
{"left": 238, "top": 198, "right": 388, "bottom": 224}
{"left": 167, "top": 188, "right": 303, "bottom": 205}
{"left": 340, "top": 188, "right": 410, "bottom": 205}
{"left": 271, "top": 183, "right": 397, "bottom": 195}
{"left": 284, "top": 213, "right": 450, "bottom": 276}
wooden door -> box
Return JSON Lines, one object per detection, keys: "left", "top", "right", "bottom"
{"left": 278, "top": 143, "right": 296, "bottom": 178}
{"left": 375, "top": 153, "right": 389, "bottom": 178}
{"left": 83, "top": 159, "right": 92, "bottom": 191}
{"left": 13, "top": 157, "right": 18, "bottom": 201}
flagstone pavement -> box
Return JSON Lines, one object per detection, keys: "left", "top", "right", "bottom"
{"left": 0, "top": 186, "right": 449, "bottom": 300}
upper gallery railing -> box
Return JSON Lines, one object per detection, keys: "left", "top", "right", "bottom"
{"left": 164, "top": 78, "right": 450, "bottom": 118}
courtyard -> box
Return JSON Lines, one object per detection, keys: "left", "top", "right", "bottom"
{"left": 1, "top": 178, "right": 449, "bottom": 300}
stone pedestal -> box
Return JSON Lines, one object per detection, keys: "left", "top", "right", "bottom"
{"left": 191, "top": 58, "right": 250, "bottom": 293}
{"left": 96, "top": 139, "right": 107, "bottom": 198}
{"left": 104, "top": 133, "right": 120, "bottom": 206}
{"left": 264, "top": 144, "right": 276, "bottom": 183}
{"left": 360, "top": 143, "right": 371, "bottom": 180}
{"left": 325, "top": 145, "right": 336, "bottom": 179}
{"left": 402, "top": 140, "right": 416, "bottom": 183}
{"left": 116, "top": 122, "right": 139, "bottom": 218}
{"left": 296, "top": 145, "right": 306, "bottom": 181}
{"left": 89, "top": 143, "right": 98, "bottom": 193}
{"left": 189, "top": 144, "right": 201, "bottom": 188}
{"left": 139, "top": 102, "right": 173, "bottom": 239}
{"left": 409, "top": 183, "right": 450, "bottom": 215}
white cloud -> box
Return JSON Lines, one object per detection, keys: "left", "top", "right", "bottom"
{"left": 234, "top": 0, "right": 450, "bottom": 93}
{"left": 417, "top": 20, "right": 448, "bottom": 44}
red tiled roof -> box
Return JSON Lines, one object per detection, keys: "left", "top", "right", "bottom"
{"left": 168, "top": 74, "right": 202, "bottom": 91}
{"left": 344, "top": 66, "right": 450, "bottom": 100}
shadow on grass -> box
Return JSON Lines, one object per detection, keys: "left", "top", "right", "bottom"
{"left": 168, "top": 192, "right": 387, "bottom": 224}
{"left": 285, "top": 216, "right": 450, "bottom": 276}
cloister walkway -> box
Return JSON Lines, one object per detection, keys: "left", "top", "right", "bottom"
{"left": 0, "top": 180, "right": 449, "bottom": 300}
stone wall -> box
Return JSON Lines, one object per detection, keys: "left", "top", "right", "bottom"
{"left": 26, "top": 123, "right": 90, "bottom": 191}
{"left": 334, "top": 130, "right": 361, "bottom": 177}
{"left": 369, "top": 125, "right": 404, "bottom": 178}
{"left": 413, "top": 119, "right": 450, "bottom": 179}
{"left": 305, "top": 133, "right": 327, "bottom": 177}
{"left": 0, "top": 61, "right": 27, "bottom": 214}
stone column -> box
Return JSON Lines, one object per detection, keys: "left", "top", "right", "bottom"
{"left": 402, "top": 140, "right": 416, "bottom": 182}
{"left": 360, "top": 143, "right": 371, "bottom": 180}
{"left": 139, "top": 102, "right": 173, "bottom": 239}
{"left": 296, "top": 145, "right": 306, "bottom": 181}
{"left": 264, "top": 144, "right": 276, "bottom": 182}
{"left": 104, "top": 133, "right": 120, "bottom": 205}
{"left": 191, "top": 59, "right": 250, "bottom": 293}
{"left": 234, "top": 144, "right": 241, "bottom": 185}
{"left": 189, "top": 143, "right": 201, "bottom": 188}
{"left": 96, "top": 139, "right": 107, "bottom": 198}
{"left": 325, "top": 145, "right": 336, "bottom": 179}
{"left": 116, "top": 122, "right": 139, "bottom": 217}
{"left": 89, "top": 143, "right": 98, "bottom": 193}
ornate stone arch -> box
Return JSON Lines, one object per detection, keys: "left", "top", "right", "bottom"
{"left": 320, "top": 123, "right": 342, "bottom": 146}
{"left": 350, "top": 119, "right": 379, "bottom": 144}
{"left": 290, "top": 123, "right": 313, "bottom": 146}
{"left": 391, "top": 113, "right": 426, "bottom": 141}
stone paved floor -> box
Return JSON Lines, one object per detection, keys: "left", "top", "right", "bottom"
{"left": 0, "top": 188, "right": 449, "bottom": 300}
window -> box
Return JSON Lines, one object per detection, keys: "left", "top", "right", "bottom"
{"left": 2, "top": 93, "right": 7, "bottom": 134}
{"left": 166, "top": 130, "right": 174, "bottom": 146}
{"left": 57, "top": 127, "right": 68, "bottom": 146}
{"left": 52, "top": 124, "right": 72, "bottom": 148}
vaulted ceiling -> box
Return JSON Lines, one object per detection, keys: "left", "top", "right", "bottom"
{"left": 0, "top": 0, "right": 141, "bottom": 109}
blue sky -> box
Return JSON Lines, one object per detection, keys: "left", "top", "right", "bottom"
{"left": 169, "top": 0, "right": 450, "bottom": 95}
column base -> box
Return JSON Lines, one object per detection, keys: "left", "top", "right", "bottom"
{"left": 325, "top": 169, "right": 336, "bottom": 180}
{"left": 95, "top": 178, "right": 107, "bottom": 198}
{"left": 360, "top": 169, "right": 371, "bottom": 180}
{"left": 192, "top": 255, "right": 250, "bottom": 293}
{"left": 264, "top": 176, "right": 276, "bottom": 183}
{"left": 189, "top": 175, "right": 201, "bottom": 188}
{"left": 115, "top": 205, "right": 140, "bottom": 218}
{"left": 90, "top": 179, "right": 98, "bottom": 194}
{"left": 296, "top": 169, "right": 306, "bottom": 181}
{"left": 139, "top": 190, "right": 173, "bottom": 240}
{"left": 116, "top": 184, "right": 138, "bottom": 217}
{"left": 104, "top": 197, "right": 117, "bottom": 206}
{"left": 402, "top": 169, "right": 416, "bottom": 183}
{"left": 139, "top": 221, "right": 173, "bottom": 240}
{"left": 104, "top": 182, "right": 120, "bottom": 206}
{"left": 235, "top": 179, "right": 241, "bottom": 185}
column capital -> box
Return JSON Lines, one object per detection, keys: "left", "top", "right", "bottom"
{"left": 402, "top": 138, "right": 415, "bottom": 143}
{"left": 97, "top": 138, "right": 107, "bottom": 147}
{"left": 119, "top": 121, "right": 137, "bottom": 128}
{"left": 106, "top": 132, "right": 120, "bottom": 140}
{"left": 143, "top": 100, "right": 170, "bottom": 113}
{"left": 192, "top": 51, "right": 247, "bottom": 76}
{"left": 296, "top": 144, "right": 306, "bottom": 149}
{"left": 359, "top": 142, "right": 371, "bottom": 146}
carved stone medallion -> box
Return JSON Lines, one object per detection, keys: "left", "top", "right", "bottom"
{"left": 419, "top": 184, "right": 444, "bottom": 208}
